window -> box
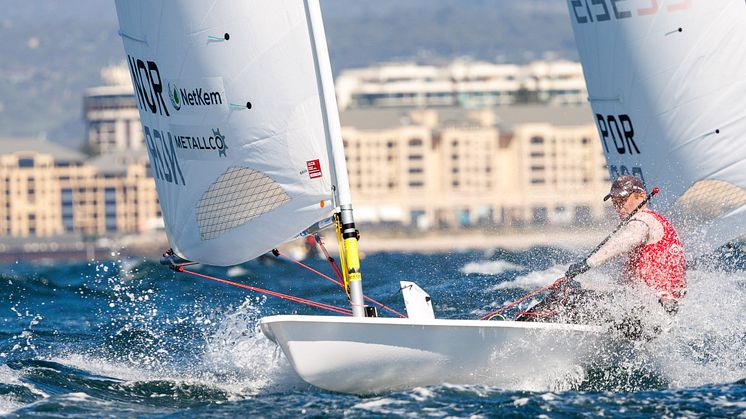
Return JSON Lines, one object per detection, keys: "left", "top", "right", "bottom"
{"left": 104, "top": 187, "right": 116, "bottom": 205}
{"left": 18, "top": 158, "right": 34, "bottom": 168}
{"left": 408, "top": 155, "right": 423, "bottom": 161}
{"left": 575, "top": 206, "right": 593, "bottom": 224}
{"left": 408, "top": 138, "right": 423, "bottom": 147}
{"left": 532, "top": 207, "right": 548, "bottom": 225}
{"left": 530, "top": 136, "right": 544, "bottom": 145}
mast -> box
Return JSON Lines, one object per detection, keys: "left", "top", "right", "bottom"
{"left": 305, "top": 0, "right": 365, "bottom": 317}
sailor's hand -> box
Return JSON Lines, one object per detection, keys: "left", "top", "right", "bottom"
{"left": 560, "top": 276, "right": 582, "bottom": 289}
{"left": 659, "top": 296, "right": 679, "bottom": 315}
{"left": 565, "top": 260, "right": 590, "bottom": 280}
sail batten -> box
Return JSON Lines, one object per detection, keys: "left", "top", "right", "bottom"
{"left": 115, "top": 0, "right": 339, "bottom": 266}
{"left": 567, "top": 0, "right": 746, "bottom": 254}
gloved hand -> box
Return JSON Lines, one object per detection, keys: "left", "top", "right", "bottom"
{"left": 565, "top": 260, "right": 590, "bottom": 280}
{"left": 659, "top": 297, "right": 679, "bottom": 315}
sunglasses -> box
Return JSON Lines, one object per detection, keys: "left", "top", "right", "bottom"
{"left": 611, "top": 196, "right": 627, "bottom": 208}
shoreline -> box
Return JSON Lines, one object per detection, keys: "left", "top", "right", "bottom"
{"left": 355, "top": 229, "right": 608, "bottom": 255}
{"left": 1, "top": 227, "right": 611, "bottom": 264}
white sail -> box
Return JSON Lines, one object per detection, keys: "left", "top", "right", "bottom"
{"left": 114, "top": 0, "right": 340, "bottom": 266}
{"left": 567, "top": 0, "right": 746, "bottom": 253}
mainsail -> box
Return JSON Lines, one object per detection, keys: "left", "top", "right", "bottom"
{"left": 567, "top": 0, "right": 746, "bottom": 253}
{"left": 115, "top": 1, "right": 342, "bottom": 266}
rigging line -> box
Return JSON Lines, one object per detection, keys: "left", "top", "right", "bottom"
{"left": 313, "top": 234, "right": 345, "bottom": 283}
{"left": 517, "top": 286, "right": 571, "bottom": 318}
{"left": 479, "top": 277, "right": 565, "bottom": 321}
{"left": 177, "top": 267, "right": 352, "bottom": 316}
{"left": 273, "top": 249, "right": 407, "bottom": 319}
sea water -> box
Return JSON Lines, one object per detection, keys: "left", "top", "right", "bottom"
{"left": 1, "top": 246, "right": 744, "bottom": 417}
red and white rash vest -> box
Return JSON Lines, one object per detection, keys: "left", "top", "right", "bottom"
{"left": 624, "top": 210, "right": 687, "bottom": 300}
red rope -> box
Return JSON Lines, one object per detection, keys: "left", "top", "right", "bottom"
{"left": 274, "top": 249, "right": 408, "bottom": 319}
{"left": 516, "top": 285, "right": 570, "bottom": 318}
{"left": 178, "top": 267, "right": 352, "bottom": 316}
{"left": 313, "top": 234, "right": 345, "bottom": 283}
{"left": 480, "top": 277, "right": 565, "bottom": 320}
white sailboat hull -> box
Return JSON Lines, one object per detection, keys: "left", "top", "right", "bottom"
{"left": 260, "top": 315, "right": 605, "bottom": 394}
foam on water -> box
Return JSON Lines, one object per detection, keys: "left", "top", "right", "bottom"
{"left": 0, "top": 396, "right": 23, "bottom": 416}
{"left": 488, "top": 264, "right": 566, "bottom": 291}
{"left": 0, "top": 258, "right": 305, "bottom": 408}
{"left": 0, "top": 364, "right": 38, "bottom": 414}
{"left": 199, "top": 297, "right": 306, "bottom": 395}
{"left": 475, "top": 260, "right": 746, "bottom": 392}
{"left": 460, "top": 260, "right": 525, "bottom": 275}
{"left": 651, "top": 269, "right": 746, "bottom": 387}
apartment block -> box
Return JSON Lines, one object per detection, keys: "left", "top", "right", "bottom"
{"left": 340, "top": 105, "right": 609, "bottom": 229}
{"left": 0, "top": 139, "right": 159, "bottom": 238}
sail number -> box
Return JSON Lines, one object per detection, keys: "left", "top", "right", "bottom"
{"left": 609, "top": 165, "right": 646, "bottom": 185}
{"left": 595, "top": 113, "right": 647, "bottom": 185}
{"left": 127, "top": 55, "right": 170, "bottom": 117}
{"left": 595, "top": 113, "right": 640, "bottom": 155}
{"left": 570, "top": 0, "right": 692, "bottom": 24}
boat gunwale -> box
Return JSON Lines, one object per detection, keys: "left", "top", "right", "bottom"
{"left": 259, "top": 314, "right": 602, "bottom": 334}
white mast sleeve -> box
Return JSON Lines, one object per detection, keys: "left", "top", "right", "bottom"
{"left": 305, "top": 0, "right": 352, "bottom": 209}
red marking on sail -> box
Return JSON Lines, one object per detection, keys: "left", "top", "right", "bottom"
{"left": 638, "top": 0, "right": 659, "bottom": 16}
{"left": 307, "top": 159, "right": 322, "bottom": 179}
{"left": 667, "top": 0, "right": 692, "bottom": 12}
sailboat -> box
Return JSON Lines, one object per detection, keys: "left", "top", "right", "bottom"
{"left": 567, "top": 0, "right": 746, "bottom": 254}
{"left": 113, "top": 1, "right": 606, "bottom": 395}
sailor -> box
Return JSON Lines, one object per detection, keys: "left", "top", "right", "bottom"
{"left": 564, "top": 175, "right": 687, "bottom": 314}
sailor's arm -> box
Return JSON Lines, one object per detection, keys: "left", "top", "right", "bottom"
{"left": 586, "top": 219, "right": 649, "bottom": 268}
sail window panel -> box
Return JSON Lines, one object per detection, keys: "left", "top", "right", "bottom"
{"left": 195, "top": 167, "right": 290, "bottom": 241}
{"left": 671, "top": 180, "right": 746, "bottom": 223}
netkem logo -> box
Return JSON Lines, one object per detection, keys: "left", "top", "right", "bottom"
{"left": 168, "top": 83, "right": 224, "bottom": 112}
{"left": 168, "top": 82, "right": 181, "bottom": 111}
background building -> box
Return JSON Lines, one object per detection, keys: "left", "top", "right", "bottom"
{"left": 0, "top": 138, "right": 160, "bottom": 238}
{"left": 83, "top": 65, "right": 142, "bottom": 154}
{"left": 1, "top": 60, "right": 609, "bottom": 240}
{"left": 335, "top": 60, "right": 587, "bottom": 110}
{"left": 341, "top": 105, "right": 608, "bottom": 229}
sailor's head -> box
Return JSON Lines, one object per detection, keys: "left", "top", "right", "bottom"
{"left": 604, "top": 175, "right": 647, "bottom": 218}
